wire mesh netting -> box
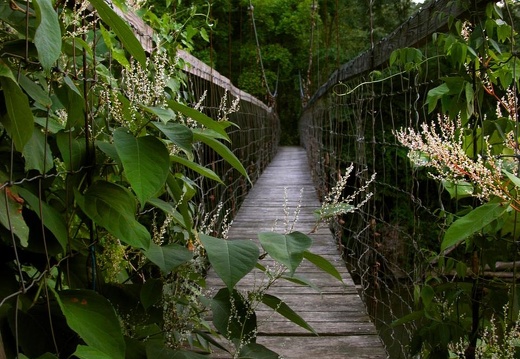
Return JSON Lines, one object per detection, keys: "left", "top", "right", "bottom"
{"left": 300, "top": 0, "right": 520, "bottom": 357}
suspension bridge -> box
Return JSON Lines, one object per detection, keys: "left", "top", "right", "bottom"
{"left": 1, "top": 0, "right": 512, "bottom": 357}
{"left": 103, "top": 0, "right": 500, "bottom": 357}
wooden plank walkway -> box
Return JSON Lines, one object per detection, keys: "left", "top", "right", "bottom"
{"left": 206, "top": 146, "right": 386, "bottom": 358}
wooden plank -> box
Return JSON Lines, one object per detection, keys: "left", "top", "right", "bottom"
{"left": 207, "top": 147, "right": 386, "bottom": 358}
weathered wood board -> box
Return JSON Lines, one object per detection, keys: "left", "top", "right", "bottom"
{"left": 206, "top": 146, "right": 387, "bottom": 358}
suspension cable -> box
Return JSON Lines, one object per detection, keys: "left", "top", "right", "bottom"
{"left": 248, "top": 0, "right": 278, "bottom": 104}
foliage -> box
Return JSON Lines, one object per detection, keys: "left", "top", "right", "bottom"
{"left": 394, "top": 2, "right": 520, "bottom": 357}
{"left": 0, "top": 1, "right": 346, "bottom": 358}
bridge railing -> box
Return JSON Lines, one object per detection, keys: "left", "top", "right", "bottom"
{"left": 177, "top": 50, "right": 280, "bottom": 234}
{"left": 299, "top": 0, "right": 497, "bottom": 356}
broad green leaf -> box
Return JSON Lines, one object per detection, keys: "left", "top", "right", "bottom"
{"left": 145, "top": 345, "right": 209, "bottom": 359}
{"left": 441, "top": 180, "right": 474, "bottom": 200}
{"left": 57, "top": 132, "right": 86, "bottom": 171}
{"left": 17, "top": 187, "right": 68, "bottom": 251}
{"left": 166, "top": 175, "right": 193, "bottom": 235}
{"left": 114, "top": 129, "right": 170, "bottom": 206}
{"left": 23, "top": 128, "right": 53, "bottom": 173}
{"left": 421, "top": 285, "right": 435, "bottom": 309}
{"left": 0, "top": 183, "right": 29, "bottom": 247}
{"left": 503, "top": 169, "right": 520, "bottom": 188}
{"left": 140, "top": 278, "right": 163, "bottom": 310}
{"left": 87, "top": 0, "right": 146, "bottom": 66}
{"left": 211, "top": 288, "right": 256, "bottom": 340}
{"left": 153, "top": 121, "right": 193, "bottom": 159}
{"left": 426, "top": 83, "right": 449, "bottom": 114}
{"left": 193, "top": 131, "right": 250, "bottom": 184}
{"left": 303, "top": 251, "right": 343, "bottom": 282}
{"left": 53, "top": 76, "right": 84, "bottom": 129}
{"left": 33, "top": 0, "right": 61, "bottom": 73}
{"left": 74, "top": 345, "right": 113, "bottom": 359}
{"left": 167, "top": 100, "right": 229, "bottom": 141}
{"left": 258, "top": 231, "right": 312, "bottom": 276}
{"left": 54, "top": 289, "right": 125, "bottom": 359}
{"left": 171, "top": 154, "right": 223, "bottom": 184}
{"left": 0, "top": 76, "right": 34, "bottom": 151}
{"left": 99, "top": 23, "right": 130, "bottom": 68}
{"left": 18, "top": 73, "right": 51, "bottom": 107}
{"left": 144, "top": 107, "right": 176, "bottom": 124}
{"left": 200, "top": 234, "right": 259, "bottom": 289}
{"left": 143, "top": 243, "right": 192, "bottom": 274}
{"left": 261, "top": 294, "right": 316, "bottom": 335}
{"left": 441, "top": 201, "right": 508, "bottom": 251}
{"left": 75, "top": 181, "right": 150, "bottom": 249}
{"left": 96, "top": 141, "right": 121, "bottom": 165}
{"left": 147, "top": 197, "right": 187, "bottom": 228}
{"left": 239, "top": 343, "right": 280, "bottom": 359}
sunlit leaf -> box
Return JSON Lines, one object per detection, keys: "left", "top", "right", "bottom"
{"left": 258, "top": 231, "right": 312, "bottom": 276}
{"left": 75, "top": 181, "right": 150, "bottom": 249}
{"left": 53, "top": 289, "right": 125, "bottom": 359}
{"left": 200, "top": 234, "right": 258, "bottom": 289}
{"left": 33, "top": 0, "right": 61, "bottom": 73}
{"left": 114, "top": 128, "right": 170, "bottom": 206}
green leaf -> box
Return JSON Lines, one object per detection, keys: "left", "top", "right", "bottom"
{"left": 421, "top": 285, "right": 435, "bottom": 309}
{"left": 143, "top": 243, "right": 193, "bottom": 274}
{"left": 99, "top": 23, "right": 130, "bottom": 68}
{"left": 426, "top": 83, "right": 449, "bottom": 114}
{"left": 239, "top": 343, "right": 280, "bottom": 359}
{"left": 33, "top": 0, "right": 61, "bottom": 73}
{"left": 144, "top": 107, "right": 176, "bottom": 124}
{"left": 503, "top": 169, "right": 520, "bottom": 188}
{"left": 261, "top": 294, "right": 316, "bottom": 335}
{"left": 391, "top": 310, "right": 424, "bottom": 327}
{"left": 147, "top": 197, "right": 187, "bottom": 228}
{"left": 114, "top": 129, "right": 170, "bottom": 206}
{"left": 211, "top": 288, "right": 256, "bottom": 340}
{"left": 165, "top": 175, "right": 193, "bottom": 235}
{"left": 53, "top": 289, "right": 125, "bottom": 359}
{"left": 200, "top": 234, "right": 259, "bottom": 289}
{"left": 167, "top": 100, "right": 229, "bottom": 140}
{"left": 193, "top": 131, "right": 250, "bottom": 184}
{"left": 0, "top": 76, "right": 34, "bottom": 151}
{"left": 0, "top": 183, "right": 29, "bottom": 247}
{"left": 87, "top": 0, "right": 146, "bottom": 66}
{"left": 441, "top": 201, "right": 508, "bottom": 251}
{"left": 75, "top": 181, "right": 150, "bottom": 249}
{"left": 153, "top": 121, "right": 193, "bottom": 159}
{"left": 258, "top": 231, "right": 312, "bottom": 276}
{"left": 57, "top": 132, "right": 86, "bottom": 171}
{"left": 17, "top": 187, "right": 68, "bottom": 250}
{"left": 74, "top": 345, "right": 114, "bottom": 359}
{"left": 140, "top": 278, "right": 163, "bottom": 310}
{"left": 171, "top": 154, "right": 223, "bottom": 184}
{"left": 303, "top": 251, "right": 343, "bottom": 282}
{"left": 441, "top": 180, "right": 474, "bottom": 200}
{"left": 22, "top": 128, "right": 53, "bottom": 173}
{"left": 18, "top": 73, "right": 52, "bottom": 108}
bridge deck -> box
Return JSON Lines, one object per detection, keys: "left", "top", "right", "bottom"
{"left": 206, "top": 146, "right": 386, "bottom": 358}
